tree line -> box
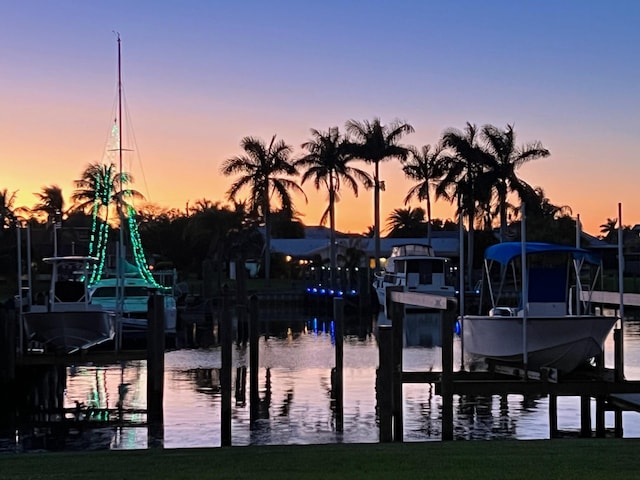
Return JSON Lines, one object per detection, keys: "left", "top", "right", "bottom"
{"left": 0, "top": 117, "right": 626, "bottom": 291}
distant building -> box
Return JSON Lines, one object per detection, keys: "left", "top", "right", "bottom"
{"left": 268, "top": 227, "right": 460, "bottom": 268}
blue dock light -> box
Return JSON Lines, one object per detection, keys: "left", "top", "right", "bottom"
{"left": 349, "top": 289, "right": 357, "bottom": 295}
{"left": 337, "top": 290, "right": 343, "bottom": 297}
{"left": 329, "top": 289, "right": 334, "bottom": 296}
{"left": 320, "top": 288, "right": 326, "bottom": 295}
{"left": 454, "top": 319, "right": 461, "bottom": 335}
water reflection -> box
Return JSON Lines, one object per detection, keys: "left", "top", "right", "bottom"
{"left": 3, "top": 314, "right": 640, "bottom": 452}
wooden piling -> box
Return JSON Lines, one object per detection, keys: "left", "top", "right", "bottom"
{"left": 147, "top": 292, "right": 165, "bottom": 448}
{"left": 441, "top": 310, "right": 454, "bottom": 441}
{"left": 595, "top": 395, "right": 606, "bottom": 437}
{"left": 615, "top": 328, "right": 624, "bottom": 382}
{"left": 333, "top": 297, "right": 344, "bottom": 432}
{"left": 249, "top": 295, "right": 259, "bottom": 427}
{"left": 549, "top": 394, "right": 558, "bottom": 438}
{"left": 220, "top": 285, "right": 232, "bottom": 446}
{"left": 580, "top": 396, "right": 592, "bottom": 437}
{"left": 390, "top": 294, "right": 404, "bottom": 442}
{"left": 378, "top": 324, "right": 393, "bottom": 442}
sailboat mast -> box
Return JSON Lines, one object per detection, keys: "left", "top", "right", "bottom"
{"left": 116, "top": 33, "right": 125, "bottom": 313}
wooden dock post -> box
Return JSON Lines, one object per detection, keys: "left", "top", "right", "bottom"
{"left": 333, "top": 297, "right": 344, "bottom": 432}
{"left": 389, "top": 293, "right": 404, "bottom": 442}
{"left": 377, "top": 324, "right": 393, "bottom": 442}
{"left": 441, "top": 310, "right": 454, "bottom": 441}
{"left": 549, "top": 394, "right": 558, "bottom": 438}
{"left": 220, "top": 285, "right": 232, "bottom": 446}
{"left": 595, "top": 395, "right": 606, "bottom": 437}
{"left": 249, "top": 295, "right": 259, "bottom": 427}
{"left": 614, "top": 328, "right": 625, "bottom": 382}
{"left": 147, "top": 291, "right": 165, "bottom": 448}
{"left": 580, "top": 396, "right": 592, "bottom": 437}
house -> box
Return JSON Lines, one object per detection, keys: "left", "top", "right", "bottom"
{"left": 269, "top": 227, "right": 461, "bottom": 268}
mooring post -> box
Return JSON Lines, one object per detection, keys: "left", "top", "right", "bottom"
{"left": 147, "top": 291, "right": 165, "bottom": 448}
{"left": 580, "top": 396, "right": 592, "bottom": 437}
{"left": 614, "top": 328, "right": 624, "bottom": 382}
{"left": 333, "top": 296, "right": 344, "bottom": 432}
{"left": 595, "top": 395, "right": 606, "bottom": 437}
{"left": 441, "top": 310, "right": 454, "bottom": 441}
{"left": 0, "top": 304, "right": 16, "bottom": 431}
{"left": 614, "top": 408, "right": 624, "bottom": 438}
{"left": 220, "top": 285, "right": 232, "bottom": 446}
{"left": 249, "top": 294, "right": 259, "bottom": 427}
{"left": 378, "top": 324, "right": 393, "bottom": 442}
{"left": 549, "top": 394, "right": 558, "bottom": 438}
{"left": 390, "top": 293, "right": 404, "bottom": 442}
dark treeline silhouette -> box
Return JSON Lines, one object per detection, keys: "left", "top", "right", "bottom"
{"left": 1, "top": 119, "right": 623, "bottom": 295}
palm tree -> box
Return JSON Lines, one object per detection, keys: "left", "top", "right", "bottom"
{"left": 0, "top": 188, "right": 19, "bottom": 232}
{"left": 386, "top": 207, "right": 426, "bottom": 238}
{"left": 70, "top": 162, "right": 144, "bottom": 224}
{"left": 402, "top": 142, "right": 446, "bottom": 243}
{"left": 437, "top": 123, "right": 492, "bottom": 289}
{"left": 296, "top": 127, "right": 373, "bottom": 286}
{"left": 221, "top": 135, "right": 305, "bottom": 280}
{"left": 481, "top": 124, "right": 550, "bottom": 242}
{"left": 600, "top": 217, "right": 618, "bottom": 242}
{"left": 345, "top": 117, "right": 414, "bottom": 271}
{"left": 32, "top": 185, "right": 65, "bottom": 225}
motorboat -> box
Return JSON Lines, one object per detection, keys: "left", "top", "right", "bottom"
{"left": 22, "top": 256, "right": 116, "bottom": 353}
{"left": 373, "top": 243, "right": 457, "bottom": 318}
{"left": 89, "top": 275, "right": 177, "bottom": 339}
{"left": 462, "top": 242, "right": 617, "bottom": 374}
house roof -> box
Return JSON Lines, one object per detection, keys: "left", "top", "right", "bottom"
{"left": 269, "top": 230, "right": 460, "bottom": 259}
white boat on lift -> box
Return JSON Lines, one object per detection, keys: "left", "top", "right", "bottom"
{"left": 23, "top": 256, "right": 116, "bottom": 353}
{"left": 89, "top": 274, "right": 177, "bottom": 339}
{"left": 462, "top": 242, "right": 617, "bottom": 375}
{"left": 373, "top": 243, "right": 457, "bottom": 318}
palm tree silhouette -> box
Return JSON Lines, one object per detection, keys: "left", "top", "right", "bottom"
{"left": 296, "top": 127, "right": 372, "bottom": 286}
{"left": 0, "top": 188, "right": 19, "bottom": 231}
{"left": 481, "top": 124, "right": 550, "bottom": 242}
{"left": 222, "top": 135, "right": 305, "bottom": 280}
{"left": 402, "top": 142, "right": 446, "bottom": 243}
{"left": 438, "top": 123, "right": 492, "bottom": 289}
{"left": 386, "top": 207, "right": 426, "bottom": 238}
{"left": 70, "top": 162, "right": 144, "bottom": 225}
{"left": 345, "top": 117, "right": 414, "bottom": 271}
{"left": 32, "top": 185, "right": 65, "bottom": 225}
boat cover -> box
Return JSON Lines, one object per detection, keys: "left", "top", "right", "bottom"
{"left": 484, "top": 242, "right": 600, "bottom": 265}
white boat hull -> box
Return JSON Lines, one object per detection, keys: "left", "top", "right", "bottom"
{"left": 24, "top": 310, "right": 116, "bottom": 353}
{"left": 462, "top": 315, "right": 617, "bottom": 374}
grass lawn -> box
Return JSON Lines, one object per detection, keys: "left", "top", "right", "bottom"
{"left": 1, "top": 439, "right": 640, "bottom": 479}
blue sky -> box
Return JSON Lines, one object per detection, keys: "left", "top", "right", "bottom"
{"left": 2, "top": 1, "right": 639, "bottom": 234}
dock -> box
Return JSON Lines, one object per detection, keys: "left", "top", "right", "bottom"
{"left": 377, "top": 288, "right": 640, "bottom": 441}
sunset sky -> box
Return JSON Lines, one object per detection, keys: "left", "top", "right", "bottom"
{"left": 2, "top": 1, "right": 639, "bottom": 236}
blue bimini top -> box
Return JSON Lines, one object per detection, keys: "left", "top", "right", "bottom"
{"left": 483, "top": 242, "right": 601, "bottom": 266}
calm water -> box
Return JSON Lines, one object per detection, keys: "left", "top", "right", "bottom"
{"left": 5, "top": 314, "right": 640, "bottom": 452}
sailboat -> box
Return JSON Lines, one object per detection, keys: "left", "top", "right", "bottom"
{"left": 86, "top": 35, "right": 177, "bottom": 342}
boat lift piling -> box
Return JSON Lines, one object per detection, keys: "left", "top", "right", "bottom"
{"left": 377, "top": 288, "right": 640, "bottom": 441}
{"left": 220, "top": 285, "right": 232, "bottom": 446}
{"left": 147, "top": 290, "right": 165, "bottom": 448}
{"left": 332, "top": 297, "right": 344, "bottom": 432}
{"left": 378, "top": 289, "right": 455, "bottom": 441}
{"left": 249, "top": 295, "right": 260, "bottom": 427}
